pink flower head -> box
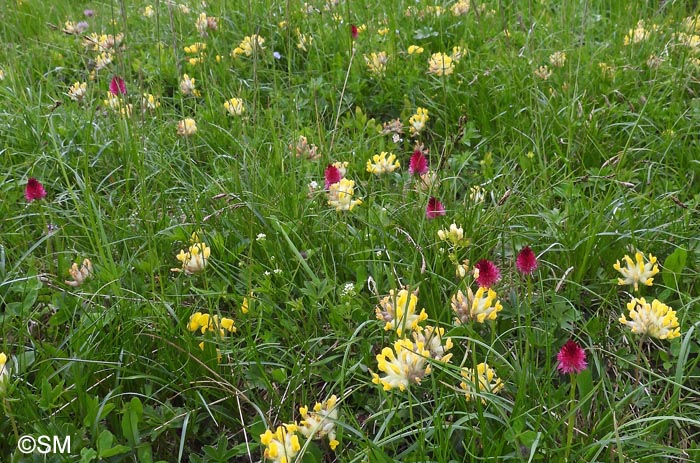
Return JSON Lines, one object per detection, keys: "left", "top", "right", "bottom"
{"left": 84, "top": 9, "right": 95, "bottom": 17}
{"left": 109, "top": 76, "right": 127, "bottom": 95}
{"left": 25, "top": 178, "right": 47, "bottom": 202}
{"left": 350, "top": 24, "right": 358, "bottom": 40}
{"left": 409, "top": 149, "right": 428, "bottom": 176}
{"left": 474, "top": 259, "right": 501, "bottom": 287}
{"left": 557, "top": 340, "right": 587, "bottom": 374}
{"left": 324, "top": 164, "right": 341, "bottom": 189}
{"left": 426, "top": 196, "right": 445, "bottom": 219}
{"left": 516, "top": 246, "right": 538, "bottom": 274}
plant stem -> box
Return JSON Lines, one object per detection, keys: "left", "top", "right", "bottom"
{"left": 564, "top": 372, "right": 577, "bottom": 461}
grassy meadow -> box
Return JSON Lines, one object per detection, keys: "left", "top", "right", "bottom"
{"left": 1, "top": 0, "right": 700, "bottom": 461}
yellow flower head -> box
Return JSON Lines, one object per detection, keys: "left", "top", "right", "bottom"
{"left": 172, "top": 241, "right": 209, "bottom": 273}
{"left": 364, "top": 52, "right": 388, "bottom": 75}
{"left": 94, "top": 52, "right": 113, "bottom": 71}
{"left": 179, "top": 74, "right": 201, "bottom": 97}
{"left": 411, "top": 325, "right": 453, "bottom": 363}
{"left": 298, "top": 395, "right": 339, "bottom": 451}
{"left": 184, "top": 42, "right": 207, "bottom": 54}
{"left": 549, "top": 51, "right": 566, "bottom": 67}
{"left": 613, "top": 251, "right": 659, "bottom": 292}
{"left": 437, "top": 223, "right": 468, "bottom": 247}
{"left": 296, "top": 29, "right": 313, "bottom": 51}
{"left": 177, "top": 118, "right": 198, "bottom": 137}
{"left": 371, "top": 338, "right": 432, "bottom": 391}
{"left": 451, "top": 0, "right": 470, "bottom": 15}
{"left": 534, "top": 65, "right": 552, "bottom": 80}
{"left": 142, "top": 93, "right": 160, "bottom": 110}
{"left": 619, "top": 297, "right": 680, "bottom": 340}
{"left": 407, "top": 45, "right": 424, "bottom": 55}
{"left": 68, "top": 82, "right": 88, "bottom": 102}
{"left": 260, "top": 424, "right": 301, "bottom": 463}
{"left": 624, "top": 20, "right": 651, "bottom": 46}
{"left": 428, "top": 52, "right": 454, "bottom": 76}
{"left": 0, "top": 352, "right": 8, "bottom": 393}
{"left": 327, "top": 178, "right": 362, "bottom": 211}
{"left": 232, "top": 34, "right": 265, "bottom": 58}
{"left": 65, "top": 259, "right": 93, "bottom": 287}
{"left": 142, "top": 5, "right": 155, "bottom": 18}
{"left": 224, "top": 97, "right": 245, "bottom": 116}
{"left": 460, "top": 363, "right": 504, "bottom": 403}
{"left": 408, "top": 108, "right": 429, "bottom": 137}
{"left": 187, "top": 312, "right": 237, "bottom": 336}
{"left": 450, "top": 46, "right": 466, "bottom": 62}
{"left": 374, "top": 288, "right": 428, "bottom": 337}
{"left": 366, "top": 152, "right": 400, "bottom": 174}
{"left": 452, "top": 287, "right": 503, "bottom": 324}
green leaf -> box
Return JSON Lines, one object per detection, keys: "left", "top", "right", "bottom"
{"left": 662, "top": 247, "right": 687, "bottom": 288}
{"left": 122, "top": 397, "right": 143, "bottom": 447}
{"left": 97, "top": 430, "right": 131, "bottom": 458}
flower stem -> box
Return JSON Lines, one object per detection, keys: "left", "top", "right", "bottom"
{"left": 564, "top": 372, "right": 577, "bottom": 461}
{"left": 3, "top": 396, "right": 19, "bottom": 442}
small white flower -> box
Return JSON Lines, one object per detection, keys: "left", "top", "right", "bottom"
{"left": 256, "top": 233, "right": 267, "bottom": 242}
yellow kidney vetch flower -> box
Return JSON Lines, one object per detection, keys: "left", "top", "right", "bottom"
{"left": 298, "top": 395, "right": 340, "bottom": 451}
{"left": 408, "top": 107, "right": 429, "bottom": 137}
{"left": 460, "top": 363, "right": 504, "bottom": 403}
{"left": 364, "top": 51, "right": 388, "bottom": 75}
{"left": 407, "top": 45, "right": 424, "bottom": 55}
{"left": 428, "top": 52, "right": 454, "bottom": 76}
{"left": 374, "top": 288, "right": 428, "bottom": 337}
{"left": 451, "top": 287, "right": 503, "bottom": 324}
{"left": 261, "top": 424, "right": 301, "bottom": 463}
{"left": 411, "top": 325, "right": 453, "bottom": 363}
{"left": 372, "top": 338, "right": 432, "bottom": 391}
{"left": 327, "top": 178, "right": 362, "bottom": 211}
{"left": 65, "top": 259, "right": 93, "bottom": 287}
{"left": 613, "top": 251, "right": 659, "bottom": 292}
{"left": 224, "top": 97, "right": 245, "bottom": 116}
{"left": 177, "top": 118, "right": 198, "bottom": 136}
{"left": 366, "top": 152, "right": 400, "bottom": 175}
{"left": 232, "top": 34, "right": 265, "bottom": 58}
{"left": 68, "top": 82, "right": 88, "bottom": 102}
{"left": 619, "top": 297, "right": 680, "bottom": 340}
{"left": 437, "top": 223, "right": 469, "bottom": 247}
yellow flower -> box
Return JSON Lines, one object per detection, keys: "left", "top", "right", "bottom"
{"left": 142, "top": 93, "right": 160, "bottom": 110}
{"left": 613, "top": 251, "right": 659, "bottom": 292}
{"left": 619, "top": 297, "right": 680, "bottom": 340}
{"left": 0, "top": 69, "right": 4, "bottom": 81}
{"left": 374, "top": 288, "right": 428, "bottom": 337}
{"left": 451, "top": 0, "right": 470, "bottom": 15}
{"left": 451, "top": 287, "right": 503, "bottom": 324}
{"left": 0, "top": 352, "right": 9, "bottom": 393}
{"left": 184, "top": 42, "right": 207, "bottom": 54}
{"left": 142, "top": 5, "right": 155, "bottom": 18}
{"left": 232, "top": 34, "right": 265, "bottom": 58}
{"left": 260, "top": 424, "right": 301, "bottom": 463}
{"left": 366, "top": 151, "right": 400, "bottom": 174}
{"left": 172, "top": 240, "right": 209, "bottom": 273}
{"left": 65, "top": 259, "right": 93, "bottom": 287}
{"left": 407, "top": 45, "right": 424, "bottom": 55}
{"left": 179, "top": 74, "right": 201, "bottom": 97}
{"left": 177, "top": 118, "right": 198, "bottom": 137}
{"left": 460, "top": 363, "right": 504, "bottom": 403}
{"left": 224, "top": 97, "right": 245, "bottom": 116}
{"left": 408, "top": 107, "right": 429, "bottom": 137}
{"left": 364, "top": 51, "right": 388, "bottom": 75}
{"left": 296, "top": 29, "right": 313, "bottom": 51}
{"left": 327, "top": 178, "right": 362, "bottom": 211}
{"left": 411, "top": 325, "right": 453, "bottom": 362}
{"left": 469, "top": 185, "right": 486, "bottom": 203}
{"left": 450, "top": 46, "right": 466, "bottom": 62}
{"left": 549, "top": 51, "right": 566, "bottom": 67}
{"left": 372, "top": 338, "right": 432, "bottom": 391}
{"left": 68, "top": 81, "right": 88, "bottom": 102}
{"left": 428, "top": 52, "right": 454, "bottom": 76}
{"left": 195, "top": 12, "right": 208, "bottom": 36}
{"left": 94, "top": 52, "right": 113, "bottom": 71}
{"left": 437, "top": 223, "right": 468, "bottom": 247}
{"left": 624, "top": 20, "right": 650, "bottom": 46}
{"left": 534, "top": 65, "right": 552, "bottom": 80}
{"left": 377, "top": 27, "right": 389, "bottom": 36}
{"left": 187, "top": 312, "right": 236, "bottom": 336}
{"left": 298, "top": 395, "right": 340, "bottom": 451}
{"left": 331, "top": 161, "right": 348, "bottom": 176}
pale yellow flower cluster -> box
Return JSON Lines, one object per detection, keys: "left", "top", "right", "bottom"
{"left": 328, "top": 178, "right": 362, "bottom": 211}
{"left": 232, "top": 35, "right": 265, "bottom": 58}
{"left": 366, "top": 152, "right": 400, "bottom": 175}
{"left": 364, "top": 51, "right": 389, "bottom": 75}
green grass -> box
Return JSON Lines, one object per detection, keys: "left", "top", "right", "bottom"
{"left": 1, "top": 0, "right": 700, "bottom": 461}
